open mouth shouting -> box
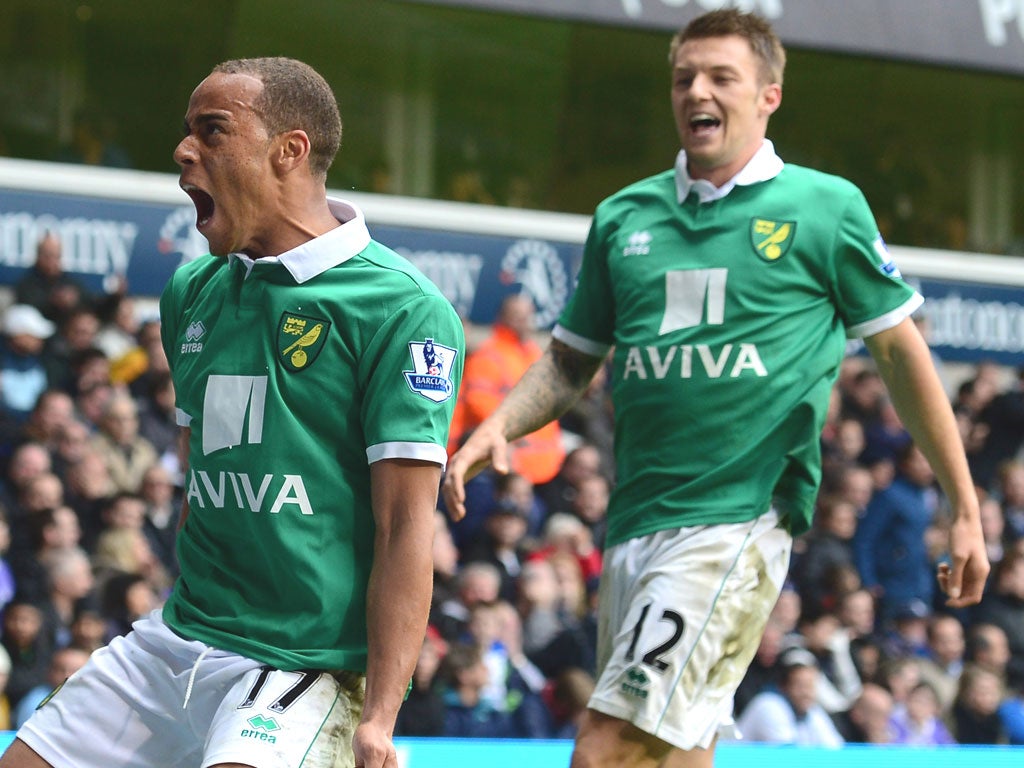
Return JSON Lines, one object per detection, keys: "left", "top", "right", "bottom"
{"left": 182, "top": 184, "right": 215, "bottom": 230}
{"left": 688, "top": 113, "right": 722, "bottom": 137}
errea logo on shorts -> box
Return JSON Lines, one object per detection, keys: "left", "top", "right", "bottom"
{"left": 241, "top": 713, "right": 280, "bottom": 744}
{"left": 620, "top": 666, "right": 650, "bottom": 699}
{"left": 181, "top": 320, "right": 206, "bottom": 354}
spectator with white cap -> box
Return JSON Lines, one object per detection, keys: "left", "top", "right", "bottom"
{"left": 0, "top": 305, "right": 56, "bottom": 423}
{"left": 735, "top": 646, "right": 845, "bottom": 747}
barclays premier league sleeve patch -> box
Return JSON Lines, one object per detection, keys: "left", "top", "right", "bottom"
{"left": 873, "top": 233, "right": 903, "bottom": 278}
{"left": 404, "top": 338, "right": 458, "bottom": 402}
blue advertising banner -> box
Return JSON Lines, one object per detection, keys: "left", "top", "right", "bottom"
{"left": 1, "top": 183, "right": 1022, "bottom": 367}
{"left": 0, "top": 189, "right": 582, "bottom": 331}
{"left": 0, "top": 188, "right": 203, "bottom": 298}
{"left": 911, "top": 278, "right": 1024, "bottom": 367}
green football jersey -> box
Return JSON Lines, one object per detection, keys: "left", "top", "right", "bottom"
{"left": 554, "top": 148, "right": 920, "bottom": 547}
{"left": 159, "top": 200, "right": 464, "bottom": 671}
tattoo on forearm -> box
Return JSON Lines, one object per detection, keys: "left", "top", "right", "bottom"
{"left": 499, "top": 339, "right": 604, "bottom": 441}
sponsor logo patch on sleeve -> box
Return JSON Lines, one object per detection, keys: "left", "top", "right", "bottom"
{"left": 404, "top": 338, "right": 458, "bottom": 402}
{"left": 873, "top": 234, "right": 902, "bottom": 278}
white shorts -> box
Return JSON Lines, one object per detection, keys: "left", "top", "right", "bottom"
{"left": 590, "top": 510, "right": 792, "bottom": 751}
{"left": 17, "top": 611, "right": 365, "bottom": 768}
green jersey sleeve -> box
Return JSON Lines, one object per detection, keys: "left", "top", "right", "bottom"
{"left": 360, "top": 293, "right": 464, "bottom": 464}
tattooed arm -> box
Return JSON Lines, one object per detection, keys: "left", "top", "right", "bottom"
{"left": 442, "top": 339, "right": 605, "bottom": 520}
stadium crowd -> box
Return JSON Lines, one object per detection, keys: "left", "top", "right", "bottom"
{"left": 0, "top": 233, "right": 1023, "bottom": 746}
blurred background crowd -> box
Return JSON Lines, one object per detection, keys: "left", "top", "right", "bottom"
{"left": 0, "top": 232, "right": 1023, "bottom": 746}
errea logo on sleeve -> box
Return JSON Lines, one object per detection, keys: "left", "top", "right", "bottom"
{"left": 404, "top": 338, "right": 458, "bottom": 403}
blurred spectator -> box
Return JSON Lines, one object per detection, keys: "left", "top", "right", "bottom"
{"left": 973, "top": 551, "right": 1024, "bottom": 686}
{"left": 128, "top": 319, "right": 171, "bottom": 402}
{"left": 833, "top": 464, "right": 875, "bottom": 516}
{"left": 840, "top": 367, "right": 886, "bottom": 425}
{"left": 771, "top": 584, "right": 802, "bottom": 637}
{"left": 965, "top": 623, "right": 1011, "bottom": 680}
{"left": 790, "top": 495, "right": 857, "bottom": 613}
{"left": 952, "top": 663, "right": 1007, "bottom": 744}
{"left": 834, "top": 683, "right": 895, "bottom": 744}
{"left": 861, "top": 398, "right": 911, "bottom": 468}
{"left": 74, "top": 380, "right": 114, "bottom": 432}
{"left": 880, "top": 599, "right": 932, "bottom": 660}
{"left": 854, "top": 442, "right": 939, "bottom": 621}
{"left": 462, "top": 491, "right": 532, "bottom": 604}
{"left": 889, "top": 680, "right": 956, "bottom": 745}
{"left": 978, "top": 496, "right": 1006, "bottom": 570}
{"left": 465, "top": 600, "right": 546, "bottom": 712}
{"left": 448, "top": 294, "right": 564, "bottom": 485}
{"left": 428, "top": 511, "right": 464, "bottom": 643}
{"left": 520, "top": 556, "right": 597, "bottom": 680}
{"left": 528, "top": 513, "right": 602, "bottom": 584}
{"left": 830, "top": 418, "right": 867, "bottom": 469}
{"left": 735, "top": 618, "right": 786, "bottom": 717}
{"left": 8, "top": 506, "right": 82, "bottom": 604}
{"left": 88, "top": 392, "right": 158, "bottom": 494}
{"left": 138, "top": 463, "right": 181, "bottom": 576}
{"left": 38, "top": 545, "right": 95, "bottom": 649}
{"left": 2, "top": 441, "right": 53, "bottom": 538}
{"left": 12, "top": 644, "right": 90, "bottom": 729}
{"left": 94, "top": 294, "right": 141, "bottom": 365}
{"left": 536, "top": 443, "right": 604, "bottom": 520}
{"left": 916, "top": 613, "right": 965, "bottom": 715}
{"left": 68, "top": 605, "right": 107, "bottom": 654}
{"left": 19, "top": 389, "right": 75, "bottom": 454}
{"left": 14, "top": 233, "right": 91, "bottom": 324}
{"left": 999, "top": 681, "right": 1024, "bottom": 745}
{"left": 517, "top": 558, "right": 566, "bottom": 657}
{"left": 445, "top": 561, "right": 502, "bottom": 642}
{"left": 2, "top": 599, "right": 53, "bottom": 711}
{"left": 42, "top": 308, "right": 101, "bottom": 394}
{"left": 838, "top": 589, "right": 882, "bottom": 683}
{"left": 19, "top": 473, "right": 65, "bottom": 518}
{"left": 437, "top": 641, "right": 550, "bottom": 739}
{"left": 98, "top": 570, "right": 162, "bottom": 640}
{"left": 1, "top": 305, "right": 56, "bottom": 422}
{"left": 972, "top": 367, "right": 1024, "bottom": 490}
{"left": 997, "top": 460, "right": 1024, "bottom": 543}
{"left": 135, "top": 371, "right": 178, "bottom": 463}
{"left": 569, "top": 473, "right": 609, "bottom": 552}
{"left": 784, "top": 604, "right": 862, "bottom": 714}
{"left": 735, "top": 647, "right": 844, "bottom": 746}
{"left": 92, "top": 525, "right": 171, "bottom": 600}
{"left": 877, "top": 656, "right": 922, "bottom": 715}
{"left": 394, "top": 626, "right": 448, "bottom": 737}
{"left": 51, "top": 419, "right": 93, "bottom": 482}
{"left": 63, "top": 448, "right": 116, "bottom": 552}
{"left": 0, "top": 507, "right": 15, "bottom": 615}
{"left": 545, "top": 667, "right": 595, "bottom": 739}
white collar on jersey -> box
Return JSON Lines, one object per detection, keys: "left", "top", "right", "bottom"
{"left": 227, "top": 197, "right": 372, "bottom": 283}
{"left": 675, "top": 139, "right": 784, "bottom": 205}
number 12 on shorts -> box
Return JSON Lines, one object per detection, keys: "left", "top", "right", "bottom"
{"left": 625, "top": 603, "right": 685, "bottom": 673}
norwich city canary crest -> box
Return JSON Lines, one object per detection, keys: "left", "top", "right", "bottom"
{"left": 750, "top": 218, "right": 796, "bottom": 262}
{"left": 277, "top": 312, "right": 331, "bottom": 372}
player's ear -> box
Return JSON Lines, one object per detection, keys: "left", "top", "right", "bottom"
{"left": 760, "top": 82, "right": 782, "bottom": 117}
{"left": 274, "top": 129, "right": 311, "bottom": 174}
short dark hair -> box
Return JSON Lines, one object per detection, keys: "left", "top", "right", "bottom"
{"left": 212, "top": 57, "right": 342, "bottom": 178}
{"left": 669, "top": 9, "right": 786, "bottom": 86}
